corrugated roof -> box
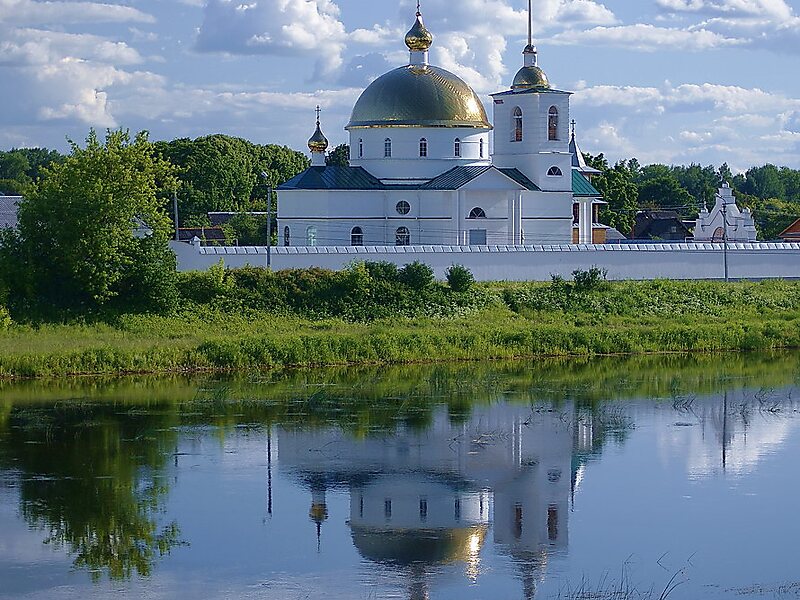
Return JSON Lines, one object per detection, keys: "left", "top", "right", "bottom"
{"left": 279, "top": 166, "right": 384, "bottom": 190}
{"left": 572, "top": 170, "right": 601, "bottom": 197}
{"left": 0, "top": 195, "right": 21, "bottom": 229}
{"left": 420, "top": 166, "right": 491, "bottom": 190}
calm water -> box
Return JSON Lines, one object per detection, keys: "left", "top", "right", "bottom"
{"left": 1, "top": 354, "right": 800, "bottom": 599}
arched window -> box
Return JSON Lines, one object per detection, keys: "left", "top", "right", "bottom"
{"left": 454, "top": 138, "right": 461, "bottom": 157}
{"left": 358, "top": 138, "right": 363, "bottom": 158}
{"left": 396, "top": 200, "right": 410, "bottom": 215}
{"left": 512, "top": 107, "right": 523, "bottom": 142}
{"left": 306, "top": 225, "right": 317, "bottom": 247}
{"left": 351, "top": 226, "right": 363, "bottom": 246}
{"left": 419, "top": 138, "right": 428, "bottom": 157}
{"left": 548, "top": 106, "right": 559, "bottom": 141}
{"left": 468, "top": 207, "right": 487, "bottom": 219}
{"left": 395, "top": 226, "right": 410, "bottom": 246}
{"left": 479, "top": 138, "right": 484, "bottom": 158}
{"left": 547, "top": 166, "right": 563, "bottom": 176}
{"left": 384, "top": 138, "right": 392, "bottom": 158}
{"left": 283, "top": 225, "right": 290, "bottom": 246}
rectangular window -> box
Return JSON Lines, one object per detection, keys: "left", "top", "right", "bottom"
{"left": 419, "top": 498, "right": 428, "bottom": 522}
{"left": 469, "top": 229, "right": 487, "bottom": 245}
{"left": 384, "top": 499, "right": 392, "bottom": 520}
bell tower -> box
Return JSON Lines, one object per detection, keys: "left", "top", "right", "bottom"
{"left": 490, "top": 0, "right": 571, "bottom": 192}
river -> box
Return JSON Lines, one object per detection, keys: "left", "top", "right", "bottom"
{"left": 1, "top": 353, "right": 799, "bottom": 599}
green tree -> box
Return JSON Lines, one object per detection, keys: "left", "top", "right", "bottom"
{"left": 15, "top": 129, "right": 178, "bottom": 312}
{"left": 326, "top": 143, "right": 350, "bottom": 167}
{"left": 155, "top": 135, "right": 309, "bottom": 224}
{"left": 741, "top": 164, "right": 785, "bottom": 200}
{"left": 585, "top": 153, "right": 639, "bottom": 237}
{"left": 637, "top": 174, "right": 696, "bottom": 213}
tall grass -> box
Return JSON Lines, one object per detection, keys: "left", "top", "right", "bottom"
{"left": 1, "top": 276, "right": 800, "bottom": 378}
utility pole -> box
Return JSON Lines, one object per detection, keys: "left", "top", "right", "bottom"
{"left": 261, "top": 171, "right": 271, "bottom": 269}
{"left": 173, "top": 190, "right": 179, "bottom": 241}
{"left": 722, "top": 197, "right": 729, "bottom": 282}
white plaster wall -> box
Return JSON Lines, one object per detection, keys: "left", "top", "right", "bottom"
{"left": 171, "top": 241, "right": 800, "bottom": 281}
{"left": 348, "top": 127, "right": 491, "bottom": 180}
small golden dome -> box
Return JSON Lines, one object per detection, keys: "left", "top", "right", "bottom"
{"left": 307, "top": 122, "right": 329, "bottom": 153}
{"left": 512, "top": 65, "right": 550, "bottom": 91}
{"left": 346, "top": 65, "right": 491, "bottom": 129}
{"left": 405, "top": 13, "right": 433, "bottom": 52}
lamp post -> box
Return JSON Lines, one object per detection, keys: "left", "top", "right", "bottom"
{"left": 261, "top": 171, "right": 271, "bottom": 269}
{"left": 721, "top": 196, "right": 729, "bottom": 282}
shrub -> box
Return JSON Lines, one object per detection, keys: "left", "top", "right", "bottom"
{"left": 399, "top": 261, "right": 434, "bottom": 291}
{"left": 0, "top": 305, "right": 11, "bottom": 329}
{"left": 364, "top": 261, "right": 399, "bottom": 282}
{"left": 572, "top": 267, "right": 608, "bottom": 292}
{"left": 445, "top": 264, "right": 474, "bottom": 293}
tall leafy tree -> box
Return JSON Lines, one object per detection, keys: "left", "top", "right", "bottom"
{"left": 585, "top": 153, "right": 639, "bottom": 237}
{"left": 326, "top": 143, "right": 350, "bottom": 167}
{"left": 15, "top": 129, "right": 178, "bottom": 312}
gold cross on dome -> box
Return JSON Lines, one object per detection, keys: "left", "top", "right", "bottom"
{"left": 315, "top": 105, "right": 321, "bottom": 123}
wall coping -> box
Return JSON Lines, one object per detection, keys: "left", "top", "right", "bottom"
{"left": 190, "top": 242, "right": 800, "bottom": 256}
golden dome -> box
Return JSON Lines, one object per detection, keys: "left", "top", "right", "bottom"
{"left": 405, "top": 13, "right": 433, "bottom": 52}
{"left": 307, "top": 121, "right": 329, "bottom": 153}
{"left": 512, "top": 65, "right": 551, "bottom": 91}
{"left": 346, "top": 64, "right": 491, "bottom": 129}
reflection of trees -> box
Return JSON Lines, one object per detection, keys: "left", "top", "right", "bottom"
{"left": 1, "top": 404, "right": 181, "bottom": 581}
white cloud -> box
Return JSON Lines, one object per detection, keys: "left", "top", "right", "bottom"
{"left": 572, "top": 81, "right": 800, "bottom": 168}
{"left": 195, "top": 0, "right": 348, "bottom": 76}
{"left": 0, "top": 0, "right": 154, "bottom": 25}
{"left": 0, "top": 27, "right": 143, "bottom": 66}
{"left": 655, "top": 0, "right": 793, "bottom": 19}
{"left": 549, "top": 23, "right": 743, "bottom": 51}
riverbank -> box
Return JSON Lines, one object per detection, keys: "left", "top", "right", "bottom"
{"left": 1, "top": 277, "right": 799, "bottom": 378}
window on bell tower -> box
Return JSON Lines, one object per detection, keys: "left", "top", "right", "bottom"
{"left": 479, "top": 138, "right": 484, "bottom": 158}
{"left": 419, "top": 138, "right": 427, "bottom": 157}
{"left": 454, "top": 138, "right": 461, "bottom": 157}
{"left": 548, "top": 106, "right": 559, "bottom": 141}
{"left": 384, "top": 138, "right": 392, "bottom": 158}
{"left": 358, "top": 138, "right": 363, "bottom": 158}
{"left": 512, "top": 107, "right": 523, "bottom": 142}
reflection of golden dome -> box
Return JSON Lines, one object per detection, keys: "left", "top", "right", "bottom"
{"left": 512, "top": 65, "right": 551, "bottom": 91}
{"left": 350, "top": 525, "right": 488, "bottom": 566}
{"left": 309, "top": 502, "right": 328, "bottom": 524}
{"left": 307, "top": 122, "right": 329, "bottom": 153}
{"left": 511, "top": 65, "right": 550, "bottom": 90}
{"left": 405, "top": 13, "right": 433, "bottom": 52}
{"left": 346, "top": 65, "right": 491, "bottom": 129}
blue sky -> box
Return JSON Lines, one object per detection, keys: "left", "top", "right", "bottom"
{"left": 1, "top": 0, "right": 799, "bottom": 171}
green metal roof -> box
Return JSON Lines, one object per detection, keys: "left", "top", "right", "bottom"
{"left": 498, "top": 168, "right": 540, "bottom": 191}
{"left": 572, "top": 169, "right": 601, "bottom": 197}
{"left": 279, "top": 166, "right": 384, "bottom": 190}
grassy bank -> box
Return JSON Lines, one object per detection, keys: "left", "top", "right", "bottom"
{"left": 1, "top": 273, "right": 799, "bottom": 378}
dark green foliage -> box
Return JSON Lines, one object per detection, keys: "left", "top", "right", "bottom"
{"left": 572, "top": 267, "right": 608, "bottom": 292}
{"left": 223, "top": 212, "right": 268, "bottom": 245}
{"left": 445, "top": 264, "right": 474, "bottom": 292}
{"left": 326, "top": 144, "right": 350, "bottom": 167}
{"left": 154, "top": 135, "right": 308, "bottom": 224}
{"left": 175, "top": 260, "right": 486, "bottom": 322}
{"left": 10, "top": 129, "right": 177, "bottom": 314}
{"left": 398, "top": 261, "right": 434, "bottom": 291}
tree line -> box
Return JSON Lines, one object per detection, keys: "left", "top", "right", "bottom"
{"left": 0, "top": 130, "right": 308, "bottom": 317}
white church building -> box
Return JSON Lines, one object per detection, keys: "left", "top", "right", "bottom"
{"left": 277, "top": 3, "right": 603, "bottom": 247}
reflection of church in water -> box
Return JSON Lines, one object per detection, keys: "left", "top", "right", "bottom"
{"left": 277, "top": 401, "right": 592, "bottom": 599}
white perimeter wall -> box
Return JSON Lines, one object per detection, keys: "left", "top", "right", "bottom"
{"left": 171, "top": 241, "right": 800, "bottom": 281}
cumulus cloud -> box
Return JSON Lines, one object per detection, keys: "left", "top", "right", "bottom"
{"left": 655, "top": 0, "right": 793, "bottom": 19}
{"left": 0, "top": 0, "right": 154, "bottom": 25}
{"left": 0, "top": 27, "right": 143, "bottom": 66}
{"left": 572, "top": 81, "right": 800, "bottom": 168}
{"left": 195, "top": 0, "right": 348, "bottom": 76}
{"left": 549, "top": 23, "right": 743, "bottom": 50}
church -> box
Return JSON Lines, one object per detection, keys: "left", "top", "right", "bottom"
{"left": 277, "top": 2, "right": 604, "bottom": 247}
